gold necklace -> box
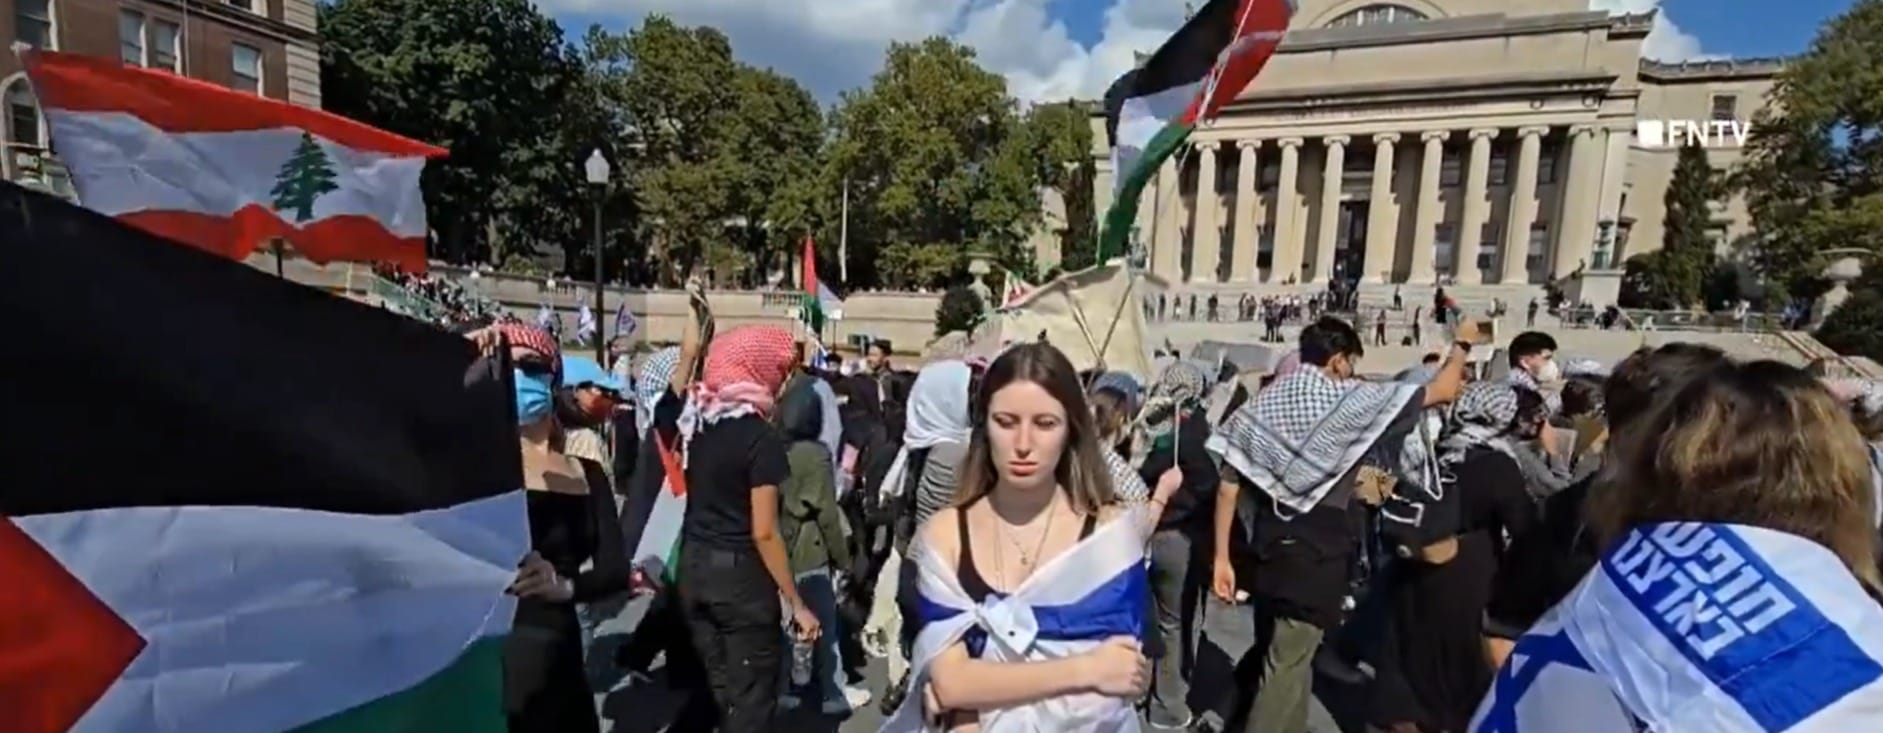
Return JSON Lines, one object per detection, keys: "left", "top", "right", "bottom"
{"left": 998, "top": 499, "right": 1058, "bottom": 570}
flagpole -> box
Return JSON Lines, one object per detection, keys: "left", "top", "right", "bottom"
{"left": 839, "top": 177, "right": 850, "bottom": 283}
{"left": 273, "top": 239, "right": 285, "bottom": 278}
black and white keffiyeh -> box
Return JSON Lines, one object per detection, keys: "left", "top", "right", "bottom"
{"left": 1206, "top": 368, "right": 1421, "bottom": 515}
{"left": 1437, "top": 381, "right": 1522, "bottom": 468}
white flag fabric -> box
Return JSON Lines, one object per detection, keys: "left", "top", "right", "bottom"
{"left": 881, "top": 506, "right": 1150, "bottom": 732}
{"left": 577, "top": 304, "right": 597, "bottom": 344}
{"left": 1471, "top": 521, "right": 1883, "bottom": 733}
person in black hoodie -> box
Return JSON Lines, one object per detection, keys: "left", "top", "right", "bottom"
{"left": 1137, "top": 360, "right": 1222, "bottom": 730}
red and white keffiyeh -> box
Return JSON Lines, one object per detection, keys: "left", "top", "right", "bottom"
{"left": 678, "top": 326, "right": 797, "bottom": 452}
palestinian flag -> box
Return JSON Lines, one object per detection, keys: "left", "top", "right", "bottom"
{"left": 0, "top": 183, "right": 528, "bottom": 732}
{"left": 19, "top": 48, "right": 446, "bottom": 272}
{"left": 629, "top": 432, "right": 688, "bottom": 585}
{"left": 1096, "top": 0, "right": 1293, "bottom": 262}
{"left": 799, "top": 235, "right": 841, "bottom": 334}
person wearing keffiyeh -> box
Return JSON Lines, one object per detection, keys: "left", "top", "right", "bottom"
{"left": 1371, "top": 381, "right": 1539, "bottom": 733}
{"left": 1206, "top": 316, "right": 1479, "bottom": 733}
{"left": 670, "top": 325, "right": 819, "bottom": 733}
{"left": 1133, "top": 360, "right": 1221, "bottom": 729}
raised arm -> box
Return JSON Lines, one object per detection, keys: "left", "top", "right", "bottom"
{"left": 1421, "top": 319, "right": 1483, "bottom": 407}
{"left": 671, "top": 281, "right": 711, "bottom": 394}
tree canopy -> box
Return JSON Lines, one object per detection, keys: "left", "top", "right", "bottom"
{"left": 320, "top": 10, "right": 1093, "bottom": 290}
{"left": 1621, "top": 142, "right": 1719, "bottom": 309}
{"left": 1735, "top": 0, "right": 1883, "bottom": 300}
{"left": 319, "top": 0, "right": 599, "bottom": 269}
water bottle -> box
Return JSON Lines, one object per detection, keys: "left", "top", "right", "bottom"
{"left": 790, "top": 637, "right": 814, "bottom": 687}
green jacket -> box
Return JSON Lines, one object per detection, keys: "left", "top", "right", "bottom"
{"left": 782, "top": 441, "right": 851, "bottom": 574}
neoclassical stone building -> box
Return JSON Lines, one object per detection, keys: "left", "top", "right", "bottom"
{"left": 1039, "top": 0, "right": 1780, "bottom": 304}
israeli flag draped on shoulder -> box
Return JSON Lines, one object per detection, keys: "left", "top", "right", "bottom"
{"left": 1471, "top": 522, "right": 1883, "bottom": 733}
{"left": 881, "top": 505, "right": 1151, "bottom": 732}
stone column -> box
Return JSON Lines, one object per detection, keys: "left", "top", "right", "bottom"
{"left": 1153, "top": 157, "right": 1183, "bottom": 279}
{"left": 1500, "top": 126, "right": 1547, "bottom": 284}
{"left": 1191, "top": 142, "right": 1221, "bottom": 283}
{"left": 1230, "top": 139, "right": 1261, "bottom": 282}
{"left": 1455, "top": 128, "right": 1496, "bottom": 284}
{"left": 1409, "top": 130, "right": 1446, "bottom": 284}
{"left": 1593, "top": 126, "right": 1631, "bottom": 267}
{"left": 1271, "top": 138, "right": 1304, "bottom": 283}
{"left": 1363, "top": 132, "right": 1401, "bottom": 283}
{"left": 1311, "top": 135, "right": 1349, "bottom": 284}
{"left": 1552, "top": 125, "right": 1602, "bottom": 279}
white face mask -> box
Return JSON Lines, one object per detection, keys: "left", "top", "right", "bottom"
{"left": 1535, "top": 358, "right": 1562, "bottom": 384}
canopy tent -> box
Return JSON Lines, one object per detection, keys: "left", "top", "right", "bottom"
{"left": 926, "top": 261, "right": 1170, "bottom": 382}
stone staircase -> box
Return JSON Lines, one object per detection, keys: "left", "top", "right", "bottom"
{"left": 1150, "top": 314, "right": 1838, "bottom": 375}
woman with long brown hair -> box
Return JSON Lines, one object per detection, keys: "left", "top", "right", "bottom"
{"left": 1474, "top": 360, "right": 1883, "bottom": 732}
{"left": 883, "top": 343, "right": 1179, "bottom": 731}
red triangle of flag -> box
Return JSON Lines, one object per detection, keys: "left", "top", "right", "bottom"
{"left": 0, "top": 517, "right": 146, "bottom": 733}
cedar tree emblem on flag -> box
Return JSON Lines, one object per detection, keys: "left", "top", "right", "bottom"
{"left": 271, "top": 132, "right": 341, "bottom": 224}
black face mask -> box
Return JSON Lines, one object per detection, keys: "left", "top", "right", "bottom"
{"left": 552, "top": 389, "right": 601, "bottom": 429}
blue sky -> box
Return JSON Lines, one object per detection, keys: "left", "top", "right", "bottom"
{"left": 540, "top": 0, "right": 1860, "bottom": 102}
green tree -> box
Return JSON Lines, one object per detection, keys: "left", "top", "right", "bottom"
{"left": 1020, "top": 100, "right": 1098, "bottom": 272}
{"left": 1816, "top": 265, "right": 1883, "bottom": 361}
{"left": 319, "top": 0, "right": 597, "bottom": 266}
{"left": 584, "top": 18, "right": 824, "bottom": 287}
{"left": 1734, "top": 0, "right": 1883, "bottom": 300}
{"left": 934, "top": 285, "right": 986, "bottom": 336}
{"left": 270, "top": 132, "right": 339, "bottom": 222}
{"left": 1621, "top": 142, "right": 1718, "bottom": 309}
{"left": 825, "top": 38, "right": 1046, "bottom": 289}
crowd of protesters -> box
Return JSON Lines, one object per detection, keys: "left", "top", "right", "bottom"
{"left": 467, "top": 279, "right": 1883, "bottom": 733}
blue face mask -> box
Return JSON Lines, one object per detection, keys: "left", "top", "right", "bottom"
{"left": 514, "top": 369, "right": 555, "bottom": 425}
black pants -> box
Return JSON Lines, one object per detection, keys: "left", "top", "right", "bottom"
{"left": 678, "top": 544, "right": 783, "bottom": 733}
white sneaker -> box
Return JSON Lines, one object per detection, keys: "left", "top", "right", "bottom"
{"left": 780, "top": 695, "right": 802, "bottom": 711}
{"left": 822, "top": 685, "right": 872, "bottom": 715}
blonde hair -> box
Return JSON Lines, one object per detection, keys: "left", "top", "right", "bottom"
{"left": 1588, "top": 360, "right": 1881, "bottom": 589}
{"left": 954, "top": 343, "right": 1116, "bottom": 517}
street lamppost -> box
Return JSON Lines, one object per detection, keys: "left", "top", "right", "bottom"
{"left": 585, "top": 149, "right": 611, "bottom": 363}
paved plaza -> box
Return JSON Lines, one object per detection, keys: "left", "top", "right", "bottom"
{"left": 589, "top": 595, "right": 1358, "bottom": 732}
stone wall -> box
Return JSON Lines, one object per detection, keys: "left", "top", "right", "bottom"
{"left": 260, "top": 256, "right": 947, "bottom": 355}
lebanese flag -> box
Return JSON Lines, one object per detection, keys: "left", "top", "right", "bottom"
{"left": 19, "top": 48, "right": 446, "bottom": 272}
{"left": 0, "top": 183, "right": 527, "bottom": 732}
{"left": 1096, "top": 0, "right": 1292, "bottom": 262}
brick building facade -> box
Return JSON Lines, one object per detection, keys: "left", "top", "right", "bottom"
{"left": 2, "top": 0, "right": 320, "bottom": 193}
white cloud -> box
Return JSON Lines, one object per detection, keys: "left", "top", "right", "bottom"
{"left": 533, "top": 0, "right": 1184, "bottom": 102}
{"left": 533, "top": 0, "right": 1712, "bottom": 104}
{"left": 1587, "top": 0, "right": 1714, "bottom": 61}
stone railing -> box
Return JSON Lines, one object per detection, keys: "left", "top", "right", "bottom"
{"left": 260, "top": 257, "right": 946, "bottom": 354}
{"left": 2, "top": 143, "right": 76, "bottom": 201}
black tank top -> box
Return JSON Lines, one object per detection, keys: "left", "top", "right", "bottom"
{"left": 957, "top": 500, "right": 1099, "bottom": 602}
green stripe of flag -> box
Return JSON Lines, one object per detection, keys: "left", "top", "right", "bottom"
{"left": 1096, "top": 120, "right": 1194, "bottom": 263}
{"left": 289, "top": 637, "right": 508, "bottom": 733}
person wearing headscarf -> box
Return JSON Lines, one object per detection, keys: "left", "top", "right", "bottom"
{"left": 772, "top": 378, "right": 871, "bottom": 714}
{"left": 672, "top": 325, "right": 817, "bottom": 733}
{"left": 1136, "top": 359, "right": 1222, "bottom": 730}
{"left": 1208, "top": 317, "right": 1477, "bottom": 733}
{"left": 1370, "top": 382, "right": 1539, "bottom": 733}
{"left": 864, "top": 360, "right": 974, "bottom": 710}
{"left": 488, "top": 323, "right": 628, "bottom": 733}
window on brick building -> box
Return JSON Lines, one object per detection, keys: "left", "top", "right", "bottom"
{"left": 15, "top": 0, "right": 55, "bottom": 49}
{"left": 232, "top": 44, "right": 264, "bottom": 95}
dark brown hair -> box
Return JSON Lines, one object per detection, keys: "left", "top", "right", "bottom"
{"left": 1604, "top": 343, "right": 1729, "bottom": 430}
{"left": 1589, "top": 360, "right": 1880, "bottom": 589}
{"left": 955, "top": 343, "right": 1115, "bottom": 516}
